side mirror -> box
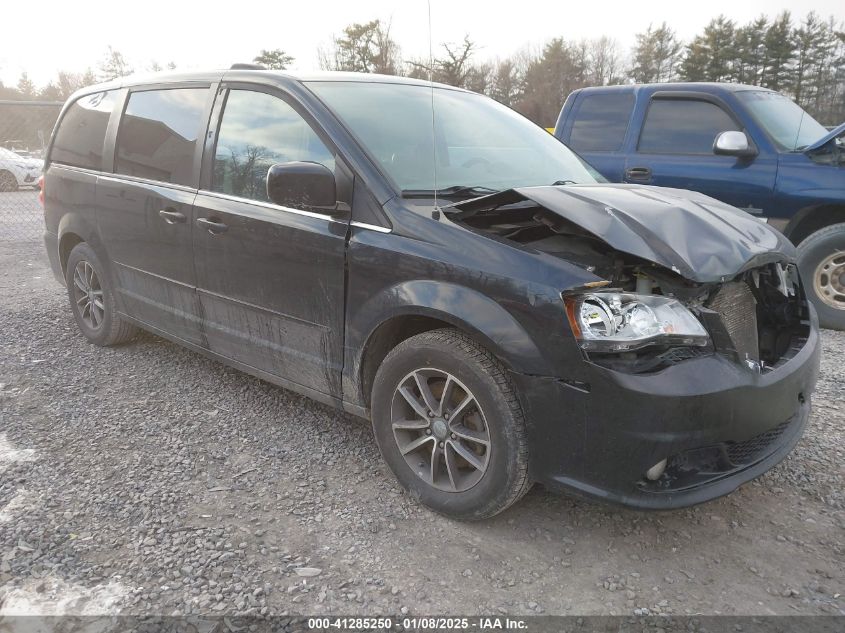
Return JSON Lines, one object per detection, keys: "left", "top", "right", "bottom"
{"left": 713, "top": 131, "right": 757, "bottom": 158}
{"left": 266, "top": 161, "right": 336, "bottom": 210}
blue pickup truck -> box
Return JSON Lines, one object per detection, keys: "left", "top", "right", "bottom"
{"left": 554, "top": 83, "right": 845, "bottom": 329}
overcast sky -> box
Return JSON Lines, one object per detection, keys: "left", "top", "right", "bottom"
{"left": 3, "top": 0, "right": 844, "bottom": 86}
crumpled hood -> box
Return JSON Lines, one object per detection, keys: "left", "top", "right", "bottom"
{"left": 804, "top": 121, "right": 845, "bottom": 152}
{"left": 450, "top": 184, "right": 795, "bottom": 283}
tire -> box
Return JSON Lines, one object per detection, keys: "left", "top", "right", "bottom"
{"left": 796, "top": 222, "right": 845, "bottom": 331}
{"left": 0, "top": 170, "right": 18, "bottom": 192}
{"left": 371, "top": 328, "right": 532, "bottom": 520}
{"left": 65, "top": 243, "right": 139, "bottom": 346}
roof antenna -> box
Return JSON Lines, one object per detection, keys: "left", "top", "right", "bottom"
{"left": 792, "top": 108, "right": 806, "bottom": 151}
{"left": 427, "top": 0, "right": 440, "bottom": 220}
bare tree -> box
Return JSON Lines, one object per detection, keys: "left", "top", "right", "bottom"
{"left": 406, "top": 35, "right": 479, "bottom": 88}
{"left": 319, "top": 19, "right": 401, "bottom": 75}
{"left": 589, "top": 37, "right": 623, "bottom": 85}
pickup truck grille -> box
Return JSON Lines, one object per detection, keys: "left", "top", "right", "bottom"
{"left": 707, "top": 281, "right": 759, "bottom": 362}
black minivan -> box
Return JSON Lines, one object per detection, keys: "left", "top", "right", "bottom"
{"left": 42, "top": 68, "right": 820, "bottom": 519}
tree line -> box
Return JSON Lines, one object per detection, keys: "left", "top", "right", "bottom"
{"left": 2, "top": 11, "right": 843, "bottom": 127}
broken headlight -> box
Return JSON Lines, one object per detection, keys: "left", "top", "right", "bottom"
{"left": 564, "top": 292, "right": 709, "bottom": 352}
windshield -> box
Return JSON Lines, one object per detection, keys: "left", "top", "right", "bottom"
{"left": 0, "top": 148, "right": 22, "bottom": 160}
{"left": 737, "top": 91, "right": 829, "bottom": 151}
{"left": 307, "top": 81, "right": 600, "bottom": 193}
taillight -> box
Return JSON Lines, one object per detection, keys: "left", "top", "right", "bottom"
{"left": 37, "top": 174, "right": 44, "bottom": 207}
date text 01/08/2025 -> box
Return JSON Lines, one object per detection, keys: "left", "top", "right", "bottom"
{"left": 307, "top": 617, "right": 529, "bottom": 630}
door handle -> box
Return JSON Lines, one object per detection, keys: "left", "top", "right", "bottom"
{"left": 625, "top": 167, "right": 652, "bottom": 181}
{"left": 196, "top": 217, "right": 229, "bottom": 234}
{"left": 158, "top": 208, "right": 186, "bottom": 224}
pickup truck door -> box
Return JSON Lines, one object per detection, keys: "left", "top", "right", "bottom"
{"left": 557, "top": 91, "right": 634, "bottom": 182}
{"left": 623, "top": 95, "right": 777, "bottom": 218}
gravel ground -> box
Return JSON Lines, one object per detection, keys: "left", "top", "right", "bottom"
{"left": 0, "top": 239, "right": 843, "bottom": 618}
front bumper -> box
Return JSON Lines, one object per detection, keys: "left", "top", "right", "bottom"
{"left": 513, "top": 314, "right": 821, "bottom": 510}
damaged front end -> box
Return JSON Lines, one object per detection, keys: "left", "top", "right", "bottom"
{"left": 447, "top": 183, "right": 820, "bottom": 507}
{"left": 447, "top": 183, "right": 811, "bottom": 376}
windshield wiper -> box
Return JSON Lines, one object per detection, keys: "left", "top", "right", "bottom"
{"left": 552, "top": 179, "right": 577, "bottom": 185}
{"left": 402, "top": 185, "right": 501, "bottom": 199}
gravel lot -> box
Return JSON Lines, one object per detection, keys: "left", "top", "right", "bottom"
{"left": 0, "top": 206, "right": 843, "bottom": 617}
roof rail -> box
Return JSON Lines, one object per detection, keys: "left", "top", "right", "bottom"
{"left": 230, "top": 63, "right": 265, "bottom": 70}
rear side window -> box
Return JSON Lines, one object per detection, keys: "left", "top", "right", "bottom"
{"left": 638, "top": 99, "right": 740, "bottom": 154}
{"left": 115, "top": 88, "right": 208, "bottom": 187}
{"left": 51, "top": 91, "right": 116, "bottom": 169}
{"left": 569, "top": 93, "right": 634, "bottom": 152}
{"left": 212, "top": 89, "right": 335, "bottom": 203}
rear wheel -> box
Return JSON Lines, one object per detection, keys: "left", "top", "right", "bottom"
{"left": 65, "top": 243, "right": 138, "bottom": 346}
{"left": 371, "top": 329, "right": 532, "bottom": 520}
{"left": 797, "top": 223, "right": 845, "bottom": 330}
{"left": 0, "top": 171, "right": 17, "bottom": 192}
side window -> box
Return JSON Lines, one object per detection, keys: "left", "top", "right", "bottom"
{"left": 212, "top": 89, "right": 335, "bottom": 203}
{"left": 51, "top": 91, "right": 117, "bottom": 169}
{"left": 569, "top": 93, "right": 634, "bottom": 152}
{"left": 638, "top": 99, "right": 740, "bottom": 154}
{"left": 115, "top": 88, "right": 208, "bottom": 186}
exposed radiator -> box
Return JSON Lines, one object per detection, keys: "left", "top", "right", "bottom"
{"left": 708, "top": 282, "right": 759, "bottom": 362}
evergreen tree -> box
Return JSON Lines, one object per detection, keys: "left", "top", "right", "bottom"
{"left": 99, "top": 46, "right": 133, "bottom": 81}
{"left": 16, "top": 73, "right": 36, "bottom": 98}
{"left": 253, "top": 49, "right": 294, "bottom": 70}
{"left": 679, "top": 38, "right": 710, "bottom": 81}
{"left": 703, "top": 16, "right": 737, "bottom": 81}
{"left": 488, "top": 58, "right": 525, "bottom": 107}
{"left": 734, "top": 16, "right": 768, "bottom": 84}
{"left": 762, "top": 11, "right": 796, "bottom": 91}
{"left": 793, "top": 12, "right": 831, "bottom": 107}
{"left": 630, "top": 23, "right": 682, "bottom": 82}
{"left": 517, "top": 39, "right": 586, "bottom": 125}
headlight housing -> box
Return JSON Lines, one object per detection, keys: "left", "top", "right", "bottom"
{"left": 564, "top": 292, "right": 709, "bottom": 352}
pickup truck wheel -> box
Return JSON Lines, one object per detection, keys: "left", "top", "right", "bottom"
{"left": 797, "top": 223, "right": 845, "bottom": 330}
{"left": 65, "top": 243, "right": 139, "bottom": 346}
{"left": 371, "top": 329, "right": 532, "bottom": 520}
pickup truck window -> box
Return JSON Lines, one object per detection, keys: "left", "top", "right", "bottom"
{"left": 570, "top": 93, "right": 634, "bottom": 152}
{"left": 736, "top": 91, "right": 829, "bottom": 151}
{"left": 638, "top": 99, "right": 739, "bottom": 155}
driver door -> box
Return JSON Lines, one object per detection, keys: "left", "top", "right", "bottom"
{"left": 192, "top": 85, "right": 349, "bottom": 397}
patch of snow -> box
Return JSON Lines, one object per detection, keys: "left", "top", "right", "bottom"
{"left": 0, "top": 433, "right": 35, "bottom": 472}
{"left": 0, "top": 577, "right": 129, "bottom": 617}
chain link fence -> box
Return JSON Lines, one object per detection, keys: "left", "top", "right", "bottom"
{"left": 0, "top": 100, "right": 62, "bottom": 242}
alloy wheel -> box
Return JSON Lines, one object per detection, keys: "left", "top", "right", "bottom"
{"left": 390, "top": 368, "right": 491, "bottom": 492}
{"left": 72, "top": 261, "right": 105, "bottom": 330}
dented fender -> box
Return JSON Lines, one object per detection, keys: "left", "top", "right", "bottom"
{"left": 344, "top": 279, "right": 557, "bottom": 407}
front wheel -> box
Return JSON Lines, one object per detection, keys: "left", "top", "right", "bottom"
{"left": 371, "top": 329, "right": 532, "bottom": 520}
{"left": 797, "top": 223, "right": 845, "bottom": 331}
{"left": 65, "top": 243, "right": 139, "bottom": 346}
